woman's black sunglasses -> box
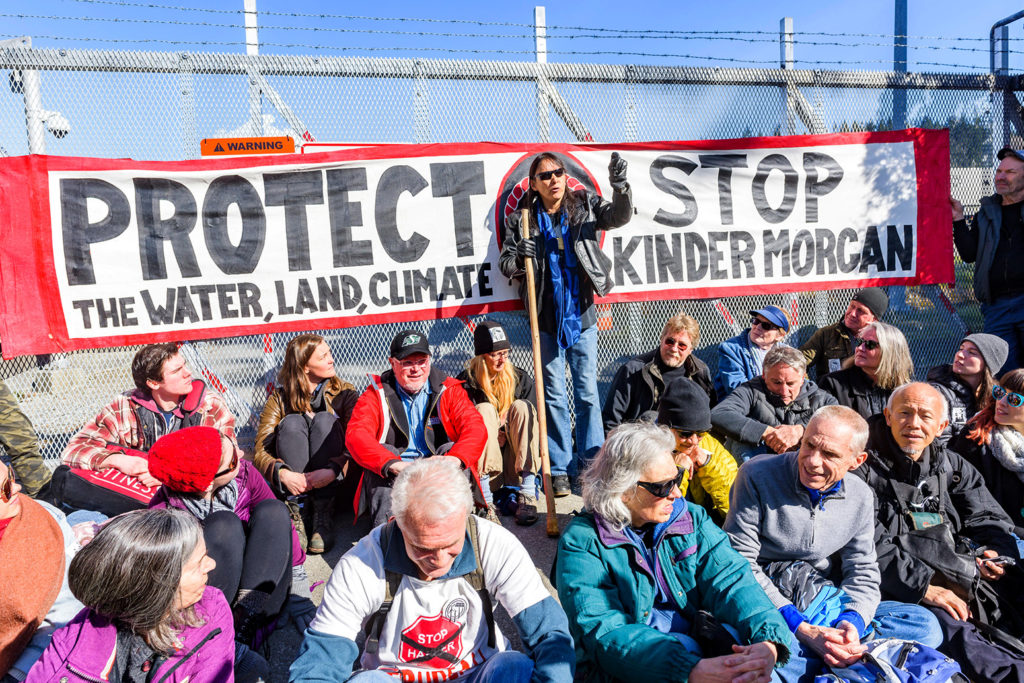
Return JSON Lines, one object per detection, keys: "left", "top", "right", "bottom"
{"left": 853, "top": 337, "right": 880, "bottom": 351}
{"left": 534, "top": 168, "right": 565, "bottom": 181}
{"left": 636, "top": 469, "right": 684, "bottom": 498}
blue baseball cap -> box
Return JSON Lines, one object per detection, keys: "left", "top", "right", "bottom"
{"left": 749, "top": 305, "right": 790, "bottom": 332}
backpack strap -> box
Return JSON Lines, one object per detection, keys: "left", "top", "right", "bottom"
{"left": 464, "top": 515, "right": 496, "bottom": 649}
{"left": 363, "top": 520, "right": 403, "bottom": 656}
{"left": 362, "top": 516, "right": 496, "bottom": 655}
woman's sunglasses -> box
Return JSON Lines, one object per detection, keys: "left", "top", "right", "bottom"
{"left": 1, "top": 464, "right": 15, "bottom": 503}
{"left": 636, "top": 469, "right": 684, "bottom": 498}
{"left": 533, "top": 168, "right": 565, "bottom": 181}
{"left": 853, "top": 337, "right": 880, "bottom": 351}
{"left": 993, "top": 385, "right": 1024, "bottom": 408}
{"left": 750, "top": 317, "right": 781, "bottom": 332}
{"left": 214, "top": 450, "right": 239, "bottom": 479}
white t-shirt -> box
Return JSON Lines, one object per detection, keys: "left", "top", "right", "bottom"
{"left": 311, "top": 517, "right": 551, "bottom": 681}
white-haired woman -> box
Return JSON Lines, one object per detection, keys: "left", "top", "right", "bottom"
{"left": 818, "top": 321, "right": 913, "bottom": 420}
{"left": 554, "top": 422, "right": 794, "bottom": 682}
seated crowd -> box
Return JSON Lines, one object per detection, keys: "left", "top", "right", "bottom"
{"left": 3, "top": 149, "right": 1024, "bottom": 682}
{"left": 5, "top": 282, "right": 1024, "bottom": 683}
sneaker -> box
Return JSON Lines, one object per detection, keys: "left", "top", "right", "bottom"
{"left": 514, "top": 492, "right": 539, "bottom": 526}
{"left": 550, "top": 474, "right": 571, "bottom": 498}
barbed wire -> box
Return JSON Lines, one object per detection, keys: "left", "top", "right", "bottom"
{"left": 40, "top": 0, "right": 996, "bottom": 42}
{"left": 3, "top": 13, "right": 1018, "bottom": 57}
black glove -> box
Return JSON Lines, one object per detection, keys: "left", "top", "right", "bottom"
{"left": 608, "top": 152, "right": 628, "bottom": 192}
{"left": 516, "top": 235, "right": 538, "bottom": 264}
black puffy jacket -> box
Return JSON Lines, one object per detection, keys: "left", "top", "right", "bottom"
{"left": 818, "top": 366, "right": 891, "bottom": 421}
{"left": 856, "top": 415, "right": 1017, "bottom": 603}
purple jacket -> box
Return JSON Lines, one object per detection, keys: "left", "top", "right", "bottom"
{"left": 150, "top": 459, "right": 306, "bottom": 566}
{"left": 26, "top": 586, "right": 234, "bottom": 683}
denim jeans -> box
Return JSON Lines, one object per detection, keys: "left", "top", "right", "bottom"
{"left": 538, "top": 326, "right": 603, "bottom": 477}
{"left": 348, "top": 651, "right": 533, "bottom": 683}
{"left": 773, "top": 601, "right": 942, "bottom": 682}
{"left": 982, "top": 291, "right": 1024, "bottom": 374}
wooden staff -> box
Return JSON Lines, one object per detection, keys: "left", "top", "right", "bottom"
{"left": 520, "top": 208, "right": 559, "bottom": 538}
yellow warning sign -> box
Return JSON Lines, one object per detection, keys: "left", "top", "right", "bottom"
{"left": 200, "top": 136, "right": 295, "bottom": 156}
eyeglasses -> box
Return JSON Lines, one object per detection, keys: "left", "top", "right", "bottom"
{"left": 214, "top": 451, "right": 239, "bottom": 479}
{"left": 1, "top": 464, "right": 15, "bottom": 503}
{"left": 993, "top": 385, "right": 1024, "bottom": 408}
{"left": 533, "top": 168, "right": 565, "bottom": 181}
{"left": 853, "top": 337, "right": 880, "bottom": 351}
{"left": 662, "top": 337, "right": 689, "bottom": 349}
{"left": 398, "top": 357, "right": 429, "bottom": 370}
{"left": 486, "top": 351, "right": 510, "bottom": 361}
{"left": 750, "top": 317, "right": 782, "bottom": 332}
{"left": 674, "top": 430, "right": 706, "bottom": 441}
{"left": 636, "top": 469, "right": 684, "bottom": 498}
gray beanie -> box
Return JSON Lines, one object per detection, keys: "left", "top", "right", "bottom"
{"left": 851, "top": 287, "right": 889, "bottom": 319}
{"left": 961, "top": 333, "right": 1009, "bottom": 375}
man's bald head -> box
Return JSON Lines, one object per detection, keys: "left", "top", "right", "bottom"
{"left": 884, "top": 382, "right": 949, "bottom": 460}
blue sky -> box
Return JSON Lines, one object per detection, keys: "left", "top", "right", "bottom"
{"left": 2, "top": 0, "right": 1021, "bottom": 72}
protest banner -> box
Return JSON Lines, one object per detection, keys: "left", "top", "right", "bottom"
{"left": 0, "top": 129, "right": 951, "bottom": 358}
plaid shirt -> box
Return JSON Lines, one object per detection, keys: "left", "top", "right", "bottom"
{"left": 62, "top": 389, "right": 239, "bottom": 470}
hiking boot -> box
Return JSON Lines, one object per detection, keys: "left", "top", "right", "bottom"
{"left": 286, "top": 498, "right": 307, "bottom": 553}
{"left": 550, "top": 474, "right": 571, "bottom": 498}
{"left": 514, "top": 492, "right": 539, "bottom": 526}
{"left": 307, "top": 496, "right": 334, "bottom": 555}
{"left": 474, "top": 502, "right": 502, "bottom": 525}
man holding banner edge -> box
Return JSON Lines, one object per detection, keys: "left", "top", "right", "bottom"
{"left": 499, "top": 151, "right": 633, "bottom": 496}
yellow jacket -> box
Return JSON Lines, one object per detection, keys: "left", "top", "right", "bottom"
{"left": 681, "top": 433, "right": 737, "bottom": 524}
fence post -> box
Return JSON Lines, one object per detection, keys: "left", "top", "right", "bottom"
{"left": 535, "top": 6, "right": 550, "bottom": 143}
{"left": 244, "top": 0, "right": 263, "bottom": 136}
{"left": 178, "top": 52, "right": 197, "bottom": 158}
{"left": 779, "top": 17, "right": 795, "bottom": 135}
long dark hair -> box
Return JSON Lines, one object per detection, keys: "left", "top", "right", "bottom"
{"left": 278, "top": 334, "right": 342, "bottom": 414}
{"left": 523, "top": 152, "right": 580, "bottom": 217}
{"left": 966, "top": 368, "right": 1024, "bottom": 445}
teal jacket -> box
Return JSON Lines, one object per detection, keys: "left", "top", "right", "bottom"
{"left": 555, "top": 499, "right": 790, "bottom": 682}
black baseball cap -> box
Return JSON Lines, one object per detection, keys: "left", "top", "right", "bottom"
{"left": 389, "top": 330, "right": 430, "bottom": 360}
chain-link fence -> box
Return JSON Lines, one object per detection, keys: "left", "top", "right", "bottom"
{"left": 0, "top": 46, "right": 1011, "bottom": 460}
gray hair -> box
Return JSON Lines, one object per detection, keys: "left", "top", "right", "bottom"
{"left": 392, "top": 457, "right": 473, "bottom": 527}
{"left": 68, "top": 508, "right": 205, "bottom": 654}
{"left": 763, "top": 346, "right": 807, "bottom": 374}
{"left": 863, "top": 321, "right": 913, "bottom": 390}
{"left": 887, "top": 382, "right": 950, "bottom": 424}
{"left": 581, "top": 422, "right": 676, "bottom": 531}
{"left": 807, "top": 405, "right": 869, "bottom": 454}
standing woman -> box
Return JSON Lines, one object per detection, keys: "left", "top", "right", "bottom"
{"left": 819, "top": 321, "right": 912, "bottom": 420}
{"left": 714, "top": 305, "right": 791, "bottom": 399}
{"left": 499, "top": 151, "right": 633, "bottom": 496}
{"left": 952, "top": 368, "right": 1024, "bottom": 530}
{"left": 456, "top": 320, "right": 541, "bottom": 525}
{"left": 254, "top": 334, "right": 358, "bottom": 554}
{"left": 927, "top": 333, "right": 1008, "bottom": 445}
{"left": 26, "top": 508, "right": 237, "bottom": 683}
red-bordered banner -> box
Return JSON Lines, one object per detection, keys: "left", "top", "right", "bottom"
{"left": 0, "top": 130, "right": 952, "bottom": 358}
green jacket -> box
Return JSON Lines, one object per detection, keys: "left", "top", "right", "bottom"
{"left": 799, "top": 320, "right": 855, "bottom": 379}
{"left": 554, "top": 500, "right": 790, "bottom": 682}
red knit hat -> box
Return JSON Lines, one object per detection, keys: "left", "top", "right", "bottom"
{"left": 148, "top": 426, "right": 224, "bottom": 494}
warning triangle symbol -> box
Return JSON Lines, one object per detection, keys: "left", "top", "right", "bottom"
{"left": 214, "top": 143, "right": 224, "bottom": 152}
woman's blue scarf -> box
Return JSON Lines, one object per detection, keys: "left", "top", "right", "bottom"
{"left": 536, "top": 206, "right": 581, "bottom": 349}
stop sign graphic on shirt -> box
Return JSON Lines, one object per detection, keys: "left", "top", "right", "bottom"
{"left": 399, "top": 612, "right": 464, "bottom": 667}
